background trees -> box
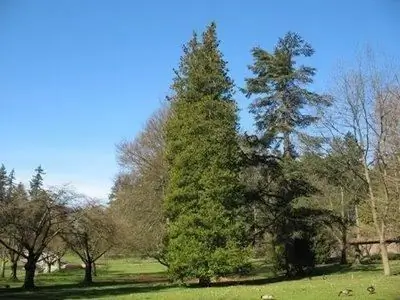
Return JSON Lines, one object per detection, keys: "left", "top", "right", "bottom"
{"left": 324, "top": 49, "right": 400, "bottom": 275}
{"left": 109, "top": 105, "right": 169, "bottom": 264}
{"left": 108, "top": 25, "right": 399, "bottom": 284}
{"left": 0, "top": 166, "right": 80, "bottom": 289}
{"left": 62, "top": 202, "right": 117, "bottom": 284}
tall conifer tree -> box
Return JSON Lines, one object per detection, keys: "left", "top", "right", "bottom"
{"left": 164, "top": 22, "right": 249, "bottom": 286}
{"left": 242, "top": 32, "right": 330, "bottom": 276}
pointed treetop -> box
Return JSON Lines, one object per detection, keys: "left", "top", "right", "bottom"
{"left": 275, "top": 31, "right": 314, "bottom": 58}
{"left": 0, "top": 164, "right": 7, "bottom": 202}
{"left": 29, "top": 165, "right": 45, "bottom": 198}
{"left": 6, "top": 169, "right": 15, "bottom": 202}
{"left": 170, "top": 21, "right": 234, "bottom": 104}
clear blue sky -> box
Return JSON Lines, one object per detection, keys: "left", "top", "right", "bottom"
{"left": 1, "top": 0, "right": 399, "bottom": 200}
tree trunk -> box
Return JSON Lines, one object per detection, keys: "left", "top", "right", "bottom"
{"left": 92, "top": 262, "right": 97, "bottom": 277}
{"left": 354, "top": 246, "right": 362, "bottom": 265}
{"left": 339, "top": 187, "right": 347, "bottom": 265}
{"left": 340, "top": 233, "right": 347, "bottom": 265}
{"left": 23, "top": 257, "right": 37, "bottom": 289}
{"left": 47, "top": 262, "right": 52, "bottom": 273}
{"left": 355, "top": 205, "right": 361, "bottom": 239}
{"left": 83, "top": 262, "right": 93, "bottom": 284}
{"left": 362, "top": 160, "right": 391, "bottom": 275}
{"left": 198, "top": 275, "right": 211, "bottom": 287}
{"left": 283, "top": 132, "right": 291, "bottom": 159}
{"left": 353, "top": 205, "right": 362, "bottom": 265}
{"left": 57, "top": 258, "right": 61, "bottom": 271}
{"left": 1, "top": 260, "right": 6, "bottom": 278}
{"left": 10, "top": 261, "right": 18, "bottom": 281}
{"left": 379, "top": 237, "right": 391, "bottom": 276}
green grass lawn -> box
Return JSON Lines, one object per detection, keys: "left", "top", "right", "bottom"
{"left": 0, "top": 257, "right": 399, "bottom": 300}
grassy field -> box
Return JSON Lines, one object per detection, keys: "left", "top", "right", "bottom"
{"left": 0, "top": 257, "right": 399, "bottom": 300}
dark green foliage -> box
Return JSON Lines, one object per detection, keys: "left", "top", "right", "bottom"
{"left": 0, "top": 164, "right": 7, "bottom": 202}
{"left": 240, "top": 32, "right": 335, "bottom": 277}
{"left": 300, "top": 132, "right": 367, "bottom": 265}
{"left": 313, "top": 229, "right": 338, "bottom": 264}
{"left": 241, "top": 135, "right": 321, "bottom": 276}
{"left": 164, "top": 22, "right": 250, "bottom": 285}
{"left": 6, "top": 169, "right": 15, "bottom": 202}
{"left": 243, "top": 31, "right": 331, "bottom": 158}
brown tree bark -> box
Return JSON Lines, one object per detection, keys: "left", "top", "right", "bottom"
{"left": 379, "top": 236, "right": 391, "bottom": 276}
{"left": 47, "top": 262, "right": 52, "bottom": 273}
{"left": 83, "top": 262, "right": 93, "bottom": 285}
{"left": 1, "top": 260, "right": 6, "bottom": 278}
{"left": 339, "top": 187, "right": 348, "bottom": 265}
{"left": 10, "top": 261, "right": 18, "bottom": 281}
{"left": 92, "top": 262, "right": 97, "bottom": 277}
{"left": 57, "top": 258, "right": 62, "bottom": 271}
{"left": 23, "top": 257, "right": 37, "bottom": 289}
{"left": 198, "top": 275, "right": 211, "bottom": 287}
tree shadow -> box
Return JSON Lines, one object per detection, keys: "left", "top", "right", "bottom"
{"left": 0, "top": 281, "right": 173, "bottom": 300}
{"left": 0, "top": 262, "right": 389, "bottom": 298}
{"left": 312, "top": 263, "right": 379, "bottom": 276}
{"left": 185, "top": 263, "right": 381, "bottom": 289}
{"left": 0, "top": 270, "right": 173, "bottom": 300}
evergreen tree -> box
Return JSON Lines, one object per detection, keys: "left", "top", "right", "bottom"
{"left": 0, "top": 164, "right": 7, "bottom": 202}
{"left": 29, "top": 165, "right": 45, "bottom": 198}
{"left": 164, "top": 22, "right": 249, "bottom": 286}
{"left": 14, "top": 182, "right": 29, "bottom": 201}
{"left": 242, "top": 32, "right": 331, "bottom": 277}
{"left": 6, "top": 169, "right": 15, "bottom": 202}
{"left": 243, "top": 31, "right": 331, "bottom": 158}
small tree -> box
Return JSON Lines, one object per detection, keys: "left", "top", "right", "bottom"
{"left": 41, "top": 236, "right": 67, "bottom": 272}
{"left": 7, "top": 183, "right": 27, "bottom": 281}
{"left": 62, "top": 202, "right": 117, "bottom": 284}
{"left": 0, "top": 246, "right": 7, "bottom": 278}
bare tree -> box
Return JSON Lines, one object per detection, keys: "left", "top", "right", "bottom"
{"left": 110, "top": 105, "right": 169, "bottom": 264}
{"left": 0, "top": 237, "right": 23, "bottom": 281}
{"left": 0, "top": 186, "right": 78, "bottom": 288}
{"left": 0, "top": 246, "right": 7, "bottom": 278}
{"left": 61, "top": 201, "right": 117, "bottom": 285}
{"left": 325, "top": 48, "right": 400, "bottom": 275}
{"left": 41, "top": 236, "right": 67, "bottom": 272}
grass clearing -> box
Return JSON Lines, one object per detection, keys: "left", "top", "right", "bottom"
{"left": 0, "top": 257, "right": 399, "bottom": 299}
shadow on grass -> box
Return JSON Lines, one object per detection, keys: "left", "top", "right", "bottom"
{"left": 0, "top": 263, "right": 388, "bottom": 298}
{"left": 0, "top": 281, "right": 173, "bottom": 300}
{"left": 312, "top": 263, "right": 379, "bottom": 276}
{"left": 185, "top": 263, "right": 382, "bottom": 289}
{"left": 0, "top": 270, "right": 173, "bottom": 300}
{"left": 35, "top": 269, "right": 169, "bottom": 284}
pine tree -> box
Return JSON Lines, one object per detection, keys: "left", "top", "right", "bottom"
{"left": 29, "top": 165, "right": 45, "bottom": 198}
{"left": 243, "top": 31, "right": 331, "bottom": 158}
{"left": 0, "top": 164, "right": 7, "bottom": 202}
{"left": 164, "top": 22, "right": 249, "bottom": 286}
{"left": 242, "top": 32, "right": 331, "bottom": 277}
{"left": 6, "top": 169, "right": 15, "bottom": 202}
